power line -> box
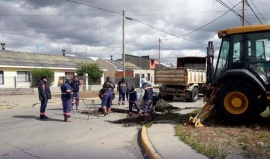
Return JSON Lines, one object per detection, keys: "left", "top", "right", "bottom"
{"left": 248, "top": 0, "right": 268, "bottom": 24}
{"left": 66, "top": 0, "right": 121, "bottom": 15}
{"left": 0, "top": 13, "right": 119, "bottom": 17}
{"left": 253, "top": 0, "right": 270, "bottom": 5}
{"left": 216, "top": 0, "right": 252, "bottom": 25}
{"left": 67, "top": 0, "right": 205, "bottom": 46}
{"left": 182, "top": 2, "right": 241, "bottom": 36}
{"left": 246, "top": 0, "right": 263, "bottom": 24}
{"left": 131, "top": 18, "right": 205, "bottom": 45}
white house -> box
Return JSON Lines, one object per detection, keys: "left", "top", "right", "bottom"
{"left": 0, "top": 50, "right": 105, "bottom": 89}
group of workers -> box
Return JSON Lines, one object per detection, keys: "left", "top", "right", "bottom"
{"left": 99, "top": 76, "right": 154, "bottom": 122}
{"left": 38, "top": 76, "right": 82, "bottom": 122}
{"left": 38, "top": 75, "right": 154, "bottom": 122}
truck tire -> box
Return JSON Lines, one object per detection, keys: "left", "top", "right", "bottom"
{"left": 215, "top": 81, "right": 260, "bottom": 124}
{"left": 163, "top": 95, "right": 174, "bottom": 101}
{"left": 185, "top": 87, "right": 199, "bottom": 102}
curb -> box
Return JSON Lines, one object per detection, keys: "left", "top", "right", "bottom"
{"left": 141, "top": 125, "right": 163, "bottom": 159}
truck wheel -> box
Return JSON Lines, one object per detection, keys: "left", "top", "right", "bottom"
{"left": 163, "top": 95, "right": 174, "bottom": 101}
{"left": 185, "top": 87, "right": 199, "bottom": 102}
{"left": 215, "top": 81, "right": 260, "bottom": 124}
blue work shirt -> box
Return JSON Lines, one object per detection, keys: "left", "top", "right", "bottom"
{"left": 60, "top": 82, "right": 73, "bottom": 99}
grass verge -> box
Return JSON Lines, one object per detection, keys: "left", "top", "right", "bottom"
{"left": 175, "top": 109, "right": 270, "bottom": 159}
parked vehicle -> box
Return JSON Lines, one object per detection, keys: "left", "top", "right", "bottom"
{"left": 155, "top": 57, "right": 206, "bottom": 102}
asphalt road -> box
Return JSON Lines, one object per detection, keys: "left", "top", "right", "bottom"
{"left": 0, "top": 105, "right": 145, "bottom": 159}
{"left": 0, "top": 95, "right": 205, "bottom": 159}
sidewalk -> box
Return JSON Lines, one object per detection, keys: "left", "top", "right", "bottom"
{"left": 142, "top": 124, "right": 208, "bottom": 159}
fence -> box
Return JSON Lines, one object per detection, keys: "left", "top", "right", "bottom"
{"left": 115, "top": 77, "right": 141, "bottom": 88}
{"left": 0, "top": 75, "right": 102, "bottom": 88}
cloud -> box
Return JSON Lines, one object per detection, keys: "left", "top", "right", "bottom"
{"left": 0, "top": 0, "right": 269, "bottom": 63}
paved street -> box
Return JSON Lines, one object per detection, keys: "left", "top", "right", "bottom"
{"left": 0, "top": 95, "right": 205, "bottom": 159}
{"left": 0, "top": 96, "right": 145, "bottom": 159}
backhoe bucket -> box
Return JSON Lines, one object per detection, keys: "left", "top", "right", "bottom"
{"left": 187, "top": 88, "right": 218, "bottom": 127}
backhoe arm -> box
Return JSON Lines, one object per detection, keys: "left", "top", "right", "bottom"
{"left": 188, "top": 88, "right": 218, "bottom": 127}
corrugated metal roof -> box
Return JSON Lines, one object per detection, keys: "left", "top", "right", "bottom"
{"left": 105, "top": 59, "right": 141, "bottom": 70}
{"left": 0, "top": 50, "right": 93, "bottom": 68}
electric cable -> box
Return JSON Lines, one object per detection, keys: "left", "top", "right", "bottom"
{"left": 182, "top": 1, "right": 241, "bottom": 36}
{"left": 248, "top": 0, "right": 267, "bottom": 24}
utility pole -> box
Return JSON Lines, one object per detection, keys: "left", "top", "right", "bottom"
{"left": 242, "top": 0, "right": 245, "bottom": 26}
{"left": 158, "top": 38, "right": 161, "bottom": 70}
{"left": 84, "top": 46, "right": 88, "bottom": 91}
{"left": 85, "top": 46, "right": 88, "bottom": 74}
{"left": 122, "top": 10, "right": 126, "bottom": 78}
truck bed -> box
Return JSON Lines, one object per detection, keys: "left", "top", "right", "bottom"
{"left": 155, "top": 68, "right": 206, "bottom": 85}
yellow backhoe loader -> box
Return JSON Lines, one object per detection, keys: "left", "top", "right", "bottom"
{"left": 189, "top": 25, "right": 270, "bottom": 127}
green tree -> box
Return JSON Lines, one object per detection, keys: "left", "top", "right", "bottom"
{"left": 77, "top": 62, "right": 103, "bottom": 84}
{"left": 31, "top": 68, "right": 54, "bottom": 87}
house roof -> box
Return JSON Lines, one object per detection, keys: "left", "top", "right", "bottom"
{"left": 0, "top": 50, "right": 94, "bottom": 69}
{"left": 105, "top": 59, "right": 141, "bottom": 70}
{"left": 116, "top": 54, "right": 156, "bottom": 60}
{"left": 155, "top": 63, "right": 168, "bottom": 70}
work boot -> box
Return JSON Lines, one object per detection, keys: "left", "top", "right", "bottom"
{"left": 103, "top": 107, "right": 107, "bottom": 116}
{"left": 65, "top": 117, "right": 72, "bottom": 122}
{"left": 40, "top": 115, "right": 48, "bottom": 120}
{"left": 128, "top": 112, "right": 133, "bottom": 116}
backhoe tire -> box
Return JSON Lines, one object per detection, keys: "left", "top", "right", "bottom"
{"left": 185, "top": 87, "right": 199, "bottom": 102}
{"left": 215, "top": 81, "right": 260, "bottom": 125}
{"left": 162, "top": 95, "right": 174, "bottom": 101}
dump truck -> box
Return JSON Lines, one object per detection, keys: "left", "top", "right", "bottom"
{"left": 155, "top": 57, "right": 206, "bottom": 102}
{"left": 189, "top": 25, "right": 270, "bottom": 127}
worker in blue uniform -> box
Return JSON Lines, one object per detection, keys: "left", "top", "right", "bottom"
{"left": 99, "top": 82, "right": 113, "bottom": 116}
{"left": 139, "top": 78, "right": 154, "bottom": 122}
{"left": 38, "top": 76, "right": 51, "bottom": 120}
{"left": 102, "top": 76, "right": 115, "bottom": 100}
{"left": 71, "top": 76, "right": 82, "bottom": 110}
{"left": 60, "top": 77, "right": 73, "bottom": 122}
{"left": 117, "top": 77, "right": 128, "bottom": 105}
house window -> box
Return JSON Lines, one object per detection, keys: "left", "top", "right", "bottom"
{"left": 65, "top": 72, "right": 74, "bottom": 78}
{"left": 147, "top": 73, "right": 150, "bottom": 81}
{"left": 0, "top": 71, "right": 3, "bottom": 84}
{"left": 17, "top": 71, "right": 30, "bottom": 82}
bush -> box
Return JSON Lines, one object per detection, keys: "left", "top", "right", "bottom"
{"left": 77, "top": 62, "right": 103, "bottom": 85}
{"left": 31, "top": 68, "right": 54, "bottom": 87}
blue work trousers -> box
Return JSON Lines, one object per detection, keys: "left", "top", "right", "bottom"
{"left": 40, "top": 98, "right": 48, "bottom": 114}
{"left": 62, "top": 98, "right": 72, "bottom": 117}
{"left": 118, "top": 92, "right": 126, "bottom": 102}
{"left": 72, "top": 92, "right": 80, "bottom": 106}
{"left": 143, "top": 100, "right": 152, "bottom": 116}
{"left": 129, "top": 101, "right": 140, "bottom": 113}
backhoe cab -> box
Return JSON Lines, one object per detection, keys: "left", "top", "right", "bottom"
{"left": 189, "top": 25, "right": 270, "bottom": 127}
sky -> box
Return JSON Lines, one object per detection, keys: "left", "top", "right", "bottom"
{"left": 0, "top": 0, "right": 270, "bottom": 64}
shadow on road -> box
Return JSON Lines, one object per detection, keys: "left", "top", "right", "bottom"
{"left": 165, "top": 96, "right": 204, "bottom": 103}
{"left": 46, "top": 108, "right": 62, "bottom": 110}
{"left": 12, "top": 115, "right": 64, "bottom": 122}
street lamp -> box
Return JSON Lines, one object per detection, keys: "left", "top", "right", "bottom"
{"left": 122, "top": 10, "right": 133, "bottom": 78}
